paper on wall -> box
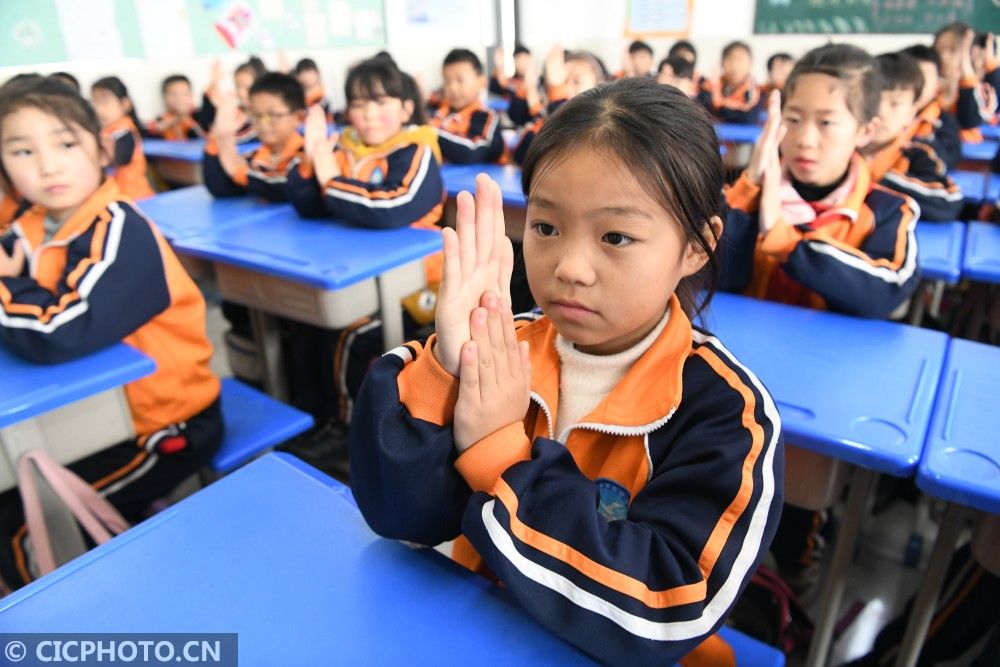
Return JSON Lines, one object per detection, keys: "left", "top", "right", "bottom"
{"left": 135, "top": 0, "right": 195, "bottom": 59}
{"left": 55, "top": 0, "right": 124, "bottom": 60}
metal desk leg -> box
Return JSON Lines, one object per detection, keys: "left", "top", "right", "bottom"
{"left": 908, "top": 284, "right": 929, "bottom": 326}
{"left": 893, "top": 502, "right": 967, "bottom": 667}
{"left": 248, "top": 308, "right": 288, "bottom": 403}
{"left": 928, "top": 280, "right": 946, "bottom": 320}
{"left": 806, "top": 466, "right": 879, "bottom": 667}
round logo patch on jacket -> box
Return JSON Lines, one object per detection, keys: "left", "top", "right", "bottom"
{"left": 596, "top": 478, "right": 631, "bottom": 522}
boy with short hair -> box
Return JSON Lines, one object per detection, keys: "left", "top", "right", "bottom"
{"left": 145, "top": 75, "right": 206, "bottom": 141}
{"left": 429, "top": 48, "right": 503, "bottom": 164}
{"left": 705, "top": 41, "right": 760, "bottom": 124}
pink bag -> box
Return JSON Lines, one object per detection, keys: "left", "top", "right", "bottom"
{"left": 14, "top": 449, "right": 129, "bottom": 580}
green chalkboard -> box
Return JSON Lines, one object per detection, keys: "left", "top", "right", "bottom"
{"left": 755, "top": 0, "right": 1000, "bottom": 35}
{"left": 0, "top": 0, "right": 385, "bottom": 68}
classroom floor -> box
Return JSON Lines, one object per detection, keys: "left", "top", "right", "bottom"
{"left": 199, "top": 297, "right": 939, "bottom": 666}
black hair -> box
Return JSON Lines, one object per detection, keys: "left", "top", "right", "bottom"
{"left": 50, "top": 71, "right": 79, "bottom": 92}
{"left": 722, "top": 40, "right": 752, "bottom": 60}
{"left": 659, "top": 55, "right": 694, "bottom": 80}
{"left": 400, "top": 70, "right": 426, "bottom": 125}
{"left": 344, "top": 57, "right": 407, "bottom": 103}
{"left": 901, "top": 44, "right": 941, "bottom": 69}
{"left": 249, "top": 72, "right": 306, "bottom": 111}
{"left": 876, "top": 52, "right": 924, "bottom": 99}
{"left": 295, "top": 58, "right": 320, "bottom": 74}
{"left": 934, "top": 21, "right": 972, "bottom": 44}
{"left": 235, "top": 55, "right": 267, "bottom": 80}
{"left": 443, "top": 48, "right": 483, "bottom": 75}
{"left": 767, "top": 52, "right": 794, "bottom": 72}
{"left": 668, "top": 40, "right": 697, "bottom": 63}
{"left": 783, "top": 43, "right": 882, "bottom": 124}
{"left": 161, "top": 74, "right": 192, "bottom": 94}
{"left": 3, "top": 73, "right": 42, "bottom": 89}
{"left": 91, "top": 76, "right": 144, "bottom": 130}
{"left": 629, "top": 40, "right": 653, "bottom": 56}
{"left": 370, "top": 50, "right": 397, "bottom": 67}
{"left": 520, "top": 78, "right": 723, "bottom": 317}
{"left": 0, "top": 77, "right": 102, "bottom": 188}
{"left": 974, "top": 32, "right": 989, "bottom": 49}
{"left": 513, "top": 44, "right": 530, "bottom": 57}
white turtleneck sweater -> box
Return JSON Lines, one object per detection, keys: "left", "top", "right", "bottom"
{"left": 553, "top": 308, "right": 670, "bottom": 443}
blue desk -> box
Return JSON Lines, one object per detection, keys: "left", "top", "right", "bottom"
{"left": 487, "top": 96, "right": 511, "bottom": 113}
{"left": 915, "top": 222, "right": 966, "bottom": 284}
{"left": 894, "top": 339, "right": 1000, "bottom": 666}
{"left": 961, "top": 140, "right": 998, "bottom": 163}
{"left": 982, "top": 124, "right": 1000, "bottom": 141}
{"left": 0, "top": 453, "right": 594, "bottom": 665}
{"left": 702, "top": 292, "right": 948, "bottom": 666}
{"left": 0, "top": 343, "right": 154, "bottom": 491}
{"left": 716, "top": 123, "right": 762, "bottom": 144}
{"left": 174, "top": 210, "right": 442, "bottom": 398}
{"left": 962, "top": 221, "right": 1000, "bottom": 284}
{"left": 137, "top": 185, "right": 292, "bottom": 243}
{"left": 441, "top": 163, "right": 525, "bottom": 206}
{"left": 950, "top": 169, "right": 987, "bottom": 204}
{"left": 987, "top": 172, "right": 1000, "bottom": 203}
{"left": 143, "top": 139, "right": 261, "bottom": 163}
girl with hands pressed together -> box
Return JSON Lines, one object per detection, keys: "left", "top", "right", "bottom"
{"left": 350, "top": 78, "right": 783, "bottom": 666}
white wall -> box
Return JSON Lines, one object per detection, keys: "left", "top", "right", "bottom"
{"left": 520, "top": 0, "right": 934, "bottom": 80}
{"left": 0, "top": 0, "right": 938, "bottom": 121}
{"left": 0, "top": 0, "right": 496, "bottom": 122}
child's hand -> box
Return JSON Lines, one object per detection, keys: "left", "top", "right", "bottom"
{"left": 746, "top": 90, "right": 784, "bottom": 185}
{"left": 492, "top": 47, "right": 505, "bottom": 76}
{"left": 962, "top": 27, "right": 976, "bottom": 77}
{"left": 433, "top": 175, "right": 513, "bottom": 377}
{"left": 759, "top": 144, "right": 784, "bottom": 234}
{"left": 0, "top": 241, "right": 24, "bottom": 278}
{"left": 453, "top": 291, "right": 531, "bottom": 453}
{"left": 620, "top": 44, "right": 634, "bottom": 78}
{"left": 304, "top": 105, "right": 340, "bottom": 184}
{"left": 303, "top": 105, "right": 330, "bottom": 158}
{"left": 524, "top": 59, "right": 541, "bottom": 109}
{"left": 211, "top": 92, "right": 240, "bottom": 140}
{"left": 544, "top": 45, "right": 567, "bottom": 88}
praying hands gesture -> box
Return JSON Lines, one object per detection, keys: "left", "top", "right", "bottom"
{"left": 303, "top": 105, "right": 340, "bottom": 185}
{"left": 433, "top": 175, "right": 530, "bottom": 452}
{"left": 747, "top": 90, "right": 786, "bottom": 234}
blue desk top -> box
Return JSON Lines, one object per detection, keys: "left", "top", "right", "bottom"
{"left": 173, "top": 209, "right": 442, "bottom": 289}
{"left": 962, "top": 221, "right": 1000, "bottom": 284}
{"left": 487, "top": 96, "right": 511, "bottom": 112}
{"left": 716, "top": 123, "right": 762, "bottom": 144}
{"left": 950, "top": 169, "right": 986, "bottom": 204}
{"left": 143, "top": 138, "right": 261, "bottom": 162}
{"left": 0, "top": 453, "right": 594, "bottom": 665}
{"left": 987, "top": 173, "right": 1000, "bottom": 203}
{"left": 700, "top": 293, "right": 947, "bottom": 475}
{"left": 441, "top": 163, "right": 526, "bottom": 207}
{"left": 919, "top": 338, "right": 1000, "bottom": 514}
{"left": 137, "top": 185, "right": 293, "bottom": 243}
{"left": 0, "top": 343, "right": 154, "bottom": 429}
{"left": 982, "top": 124, "right": 1000, "bottom": 141}
{"left": 961, "top": 140, "right": 998, "bottom": 162}
{"left": 915, "top": 221, "right": 966, "bottom": 284}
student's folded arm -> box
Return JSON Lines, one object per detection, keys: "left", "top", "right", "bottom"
{"left": 285, "top": 160, "right": 328, "bottom": 218}
{"left": 956, "top": 80, "right": 987, "bottom": 129}
{"left": 920, "top": 112, "right": 962, "bottom": 171}
{"left": 348, "top": 335, "right": 470, "bottom": 546}
{"left": 716, "top": 85, "right": 761, "bottom": 124}
{"left": 881, "top": 148, "right": 963, "bottom": 222}
{"left": 782, "top": 191, "right": 921, "bottom": 318}
{"left": 321, "top": 144, "right": 444, "bottom": 229}
{"left": 112, "top": 131, "right": 137, "bottom": 168}
{"left": 202, "top": 139, "right": 248, "bottom": 198}
{"left": 456, "top": 350, "right": 783, "bottom": 666}
{"left": 437, "top": 110, "right": 504, "bottom": 164}
{"left": 0, "top": 204, "right": 170, "bottom": 363}
{"left": 718, "top": 174, "right": 763, "bottom": 293}
{"left": 244, "top": 159, "right": 297, "bottom": 203}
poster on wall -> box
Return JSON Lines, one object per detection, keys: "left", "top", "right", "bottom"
{"left": 626, "top": 0, "right": 692, "bottom": 36}
{"left": 135, "top": 0, "right": 197, "bottom": 59}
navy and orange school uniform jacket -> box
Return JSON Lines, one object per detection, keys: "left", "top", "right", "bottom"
{"left": 348, "top": 295, "right": 784, "bottom": 667}
{"left": 867, "top": 132, "right": 964, "bottom": 222}
{"left": 286, "top": 124, "right": 445, "bottom": 282}
{"left": 946, "top": 61, "right": 1000, "bottom": 138}
{"left": 721, "top": 153, "right": 921, "bottom": 318}
{"left": 512, "top": 86, "right": 569, "bottom": 166}
{"left": 429, "top": 99, "right": 504, "bottom": 164}
{"left": 702, "top": 76, "right": 761, "bottom": 125}
{"left": 101, "top": 117, "right": 155, "bottom": 201}
{"left": 203, "top": 132, "right": 304, "bottom": 201}
{"left": 142, "top": 112, "right": 206, "bottom": 141}
{"left": 489, "top": 70, "right": 541, "bottom": 127}
{"left": 0, "top": 179, "right": 220, "bottom": 436}
{"left": 0, "top": 192, "right": 19, "bottom": 235}
{"left": 912, "top": 100, "right": 963, "bottom": 172}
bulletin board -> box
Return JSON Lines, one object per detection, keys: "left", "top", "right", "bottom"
{"left": 625, "top": 0, "right": 693, "bottom": 37}
{"left": 0, "top": 0, "right": 386, "bottom": 67}
{"left": 754, "top": 0, "right": 1000, "bottom": 35}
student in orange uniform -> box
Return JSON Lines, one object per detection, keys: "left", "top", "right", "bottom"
{"left": 900, "top": 44, "right": 962, "bottom": 171}
{"left": 90, "top": 77, "right": 155, "bottom": 200}
{"left": 0, "top": 77, "right": 221, "bottom": 589}
{"left": 722, "top": 44, "right": 920, "bottom": 595}
{"left": 763, "top": 52, "right": 795, "bottom": 97}
{"left": 934, "top": 23, "right": 999, "bottom": 140}
{"left": 429, "top": 49, "right": 504, "bottom": 164}
{"left": 489, "top": 45, "right": 540, "bottom": 126}
{"left": 865, "top": 52, "right": 963, "bottom": 221}
{"left": 295, "top": 58, "right": 332, "bottom": 117}
{"left": 703, "top": 41, "right": 761, "bottom": 125}
{"left": 144, "top": 75, "right": 207, "bottom": 141}
{"left": 349, "top": 77, "right": 783, "bottom": 667}
{"left": 203, "top": 72, "right": 306, "bottom": 201}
